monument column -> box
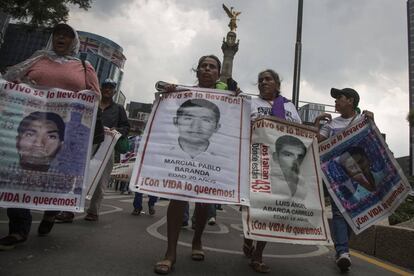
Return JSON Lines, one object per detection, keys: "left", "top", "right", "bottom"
{"left": 220, "top": 4, "right": 241, "bottom": 82}
{"left": 220, "top": 31, "right": 239, "bottom": 82}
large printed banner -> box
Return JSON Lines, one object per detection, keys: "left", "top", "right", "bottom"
{"left": 0, "top": 78, "right": 98, "bottom": 211}
{"left": 319, "top": 116, "right": 412, "bottom": 234}
{"left": 130, "top": 88, "right": 251, "bottom": 205}
{"left": 242, "top": 117, "right": 332, "bottom": 245}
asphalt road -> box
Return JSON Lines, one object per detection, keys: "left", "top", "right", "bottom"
{"left": 0, "top": 190, "right": 412, "bottom": 276}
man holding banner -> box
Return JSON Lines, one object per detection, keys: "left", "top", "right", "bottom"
{"left": 315, "top": 87, "right": 371, "bottom": 271}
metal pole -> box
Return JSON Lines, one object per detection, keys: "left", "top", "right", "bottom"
{"left": 292, "top": 0, "right": 303, "bottom": 108}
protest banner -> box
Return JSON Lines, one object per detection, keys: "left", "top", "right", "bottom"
{"left": 86, "top": 128, "right": 121, "bottom": 199}
{"left": 111, "top": 162, "right": 134, "bottom": 182}
{"left": 120, "top": 135, "right": 141, "bottom": 163}
{"left": 242, "top": 117, "right": 332, "bottom": 245}
{"left": 0, "top": 78, "right": 98, "bottom": 211}
{"left": 130, "top": 88, "right": 251, "bottom": 204}
{"left": 110, "top": 135, "right": 141, "bottom": 182}
{"left": 319, "top": 116, "right": 412, "bottom": 234}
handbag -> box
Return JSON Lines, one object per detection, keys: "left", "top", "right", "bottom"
{"left": 115, "top": 135, "right": 130, "bottom": 154}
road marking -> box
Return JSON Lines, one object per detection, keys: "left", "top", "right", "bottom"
{"left": 146, "top": 216, "right": 329, "bottom": 258}
{"left": 350, "top": 250, "right": 414, "bottom": 276}
{"left": 0, "top": 204, "right": 123, "bottom": 224}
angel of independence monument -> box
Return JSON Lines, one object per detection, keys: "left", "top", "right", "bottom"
{"left": 220, "top": 4, "right": 241, "bottom": 82}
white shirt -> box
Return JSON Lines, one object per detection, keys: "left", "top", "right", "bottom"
{"left": 319, "top": 114, "right": 362, "bottom": 138}
{"left": 250, "top": 97, "right": 302, "bottom": 123}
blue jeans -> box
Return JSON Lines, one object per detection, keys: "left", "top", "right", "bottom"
{"left": 330, "top": 197, "right": 352, "bottom": 257}
{"left": 133, "top": 192, "right": 157, "bottom": 209}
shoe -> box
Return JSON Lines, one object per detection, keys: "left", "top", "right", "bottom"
{"left": 148, "top": 206, "right": 156, "bottom": 216}
{"left": 217, "top": 206, "right": 223, "bottom": 211}
{"left": 181, "top": 221, "right": 189, "bottom": 227}
{"left": 249, "top": 260, "right": 271, "bottom": 273}
{"left": 55, "top": 211, "right": 74, "bottom": 223}
{"left": 154, "top": 259, "right": 175, "bottom": 274}
{"left": 84, "top": 213, "right": 99, "bottom": 221}
{"left": 0, "top": 235, "right": 26, "bottom": 250}
{"left": 336, "top": 252, "right": 351, "bottom": 272}
{"left": 38, "top": 220, "right": 55, "bottom": 236}
{"left": 131, "top": 208, "right": 142, "bottom": 216}
{"left": 191, "top": 249, "right": 205, "bottom": 261}
{"left": 208, "top": 217, "right": 216, "bottom": 225}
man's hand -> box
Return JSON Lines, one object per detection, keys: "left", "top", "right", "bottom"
{"left": 314, "top": 113, "right": 332, "bottom": 128}
{"left": 362, "top": 110, "right": 374, "bottom": 121}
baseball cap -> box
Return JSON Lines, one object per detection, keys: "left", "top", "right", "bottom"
{"left": 102, "top": 78, "right": 117, "bottom": 88}
{"left": 330, "top": 88, "right": 360, "bottom": 108}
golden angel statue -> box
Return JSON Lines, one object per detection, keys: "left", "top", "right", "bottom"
{"left": 222, "top": 4, "right": 241, "bottom": 32}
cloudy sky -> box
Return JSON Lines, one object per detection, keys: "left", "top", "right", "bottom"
{"left": 68, "top": 0, "right": 409, "bottom": 157}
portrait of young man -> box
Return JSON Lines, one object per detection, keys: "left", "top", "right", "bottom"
{"left": 337, "top": 147, "right": 385, "bottom": 201}
{"left": 172, "top": 99, "right": 221, "bottom": 160}
{"left": 15, "top": 111, "right": 65, "bottom": 172}
{"left": 271, "top": 135, "right": 307, "bottom": 200}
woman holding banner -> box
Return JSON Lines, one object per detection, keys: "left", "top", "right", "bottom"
{"left": 0, "top": 23, "right": 100, "bottom": 250}
{"left": 243, "top": 69, "right": 302, "bottom": 273}
{"left": 154, "top": 55, "right": 229, "bottom": 274}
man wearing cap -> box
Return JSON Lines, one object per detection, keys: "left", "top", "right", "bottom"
{"left": 84, "top": 78, "right": 130, "bottom": 221}
{"left": 315, "top": 88, "right": 374, "bottom": 272}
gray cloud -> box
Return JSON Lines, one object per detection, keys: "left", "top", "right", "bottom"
{"left": 69, "top": 0, "right": 409, "bottom": 157}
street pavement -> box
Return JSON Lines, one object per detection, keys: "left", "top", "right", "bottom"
{"left": 0, "top": 190, "right": 412, "bottom": 276}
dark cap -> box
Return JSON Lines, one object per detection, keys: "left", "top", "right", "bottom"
{"left": 52, "top": 23, "right": 75, "bottom": 38}
{"left": 102, "top": 78, "right": 117, "bottom": 88}
{"left": 330, "top": 88, "right": 360, "bottom": 109}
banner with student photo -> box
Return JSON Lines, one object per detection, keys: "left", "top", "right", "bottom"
{"left": 319, "top": 116, "right": 412, "bottom": 234}
{"left": 242, "top": 117, "right": 332, "bottom": 245}
{"left": 0, "top": 78, "right": 98, "bottom": 212}
{"left": 130, "top": 87, "right": 251, "bottom": 205}
{"left": 86, "top": 128, "right": 121, "bottom": 199}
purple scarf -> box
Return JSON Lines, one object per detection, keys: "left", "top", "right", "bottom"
{"left": 271, "top": 95, "right": 289, "bottom": 119}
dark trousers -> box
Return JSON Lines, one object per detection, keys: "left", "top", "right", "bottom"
{"left": 7, "top": 208, "right": 58, "bottom": 238}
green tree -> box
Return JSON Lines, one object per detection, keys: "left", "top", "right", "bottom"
{"left": 0, "top": 0, "right": 92, "bottom": 27}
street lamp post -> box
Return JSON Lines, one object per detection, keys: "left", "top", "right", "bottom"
{"left": 292, "top": 0, "right": 303, "bottom": 108}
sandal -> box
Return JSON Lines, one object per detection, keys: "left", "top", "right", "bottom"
{"left": 249, "top": 260, "right": 271, "bottom": 273}
{"left": 243, "top": 243, "right": 255, "bottom": 258}
{"left": 154, "top": 259, "right": 175, "bottom": 275}
{"left": 191, "top": 249, "right": 205, "bottom": 261}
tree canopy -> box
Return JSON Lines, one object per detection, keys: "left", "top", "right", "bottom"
{"left": 0, "top": 0, "right": 92, "bottom": 27}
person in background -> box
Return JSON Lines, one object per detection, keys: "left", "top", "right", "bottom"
{"left": 131, "top": 192, "right": 158, "bottom": 216}
{"left": 84, "top": 78, "right": 130, "bottom": 221}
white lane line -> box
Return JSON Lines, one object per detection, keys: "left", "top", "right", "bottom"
{"left": 146, "top": 216, "right": 329, "bottom": 258}
{"left": 0, "top": 204, "right": 123, "bottom": 224}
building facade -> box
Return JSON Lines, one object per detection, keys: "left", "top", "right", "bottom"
{"left": 126, "top": 101, "right": 152, "bottom": 135}
{"left": 0, "top": 24, "right": 50, "bottom": 71}
{"left": 77, "top": 31, "right": 126, "bottom": 96}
